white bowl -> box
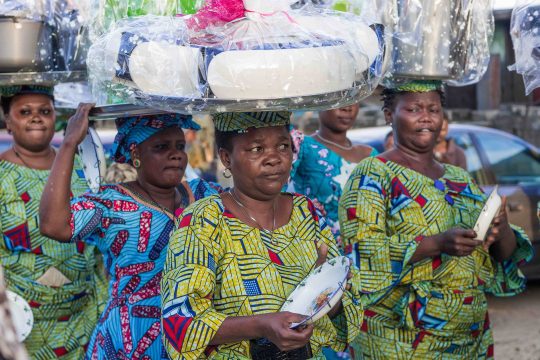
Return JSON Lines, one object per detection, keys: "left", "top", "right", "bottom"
{"left": 6, "top": 290, "right": 33, "bottom": 342}
{"left": 78, "top": 127, "right": 107, "bottom": 193}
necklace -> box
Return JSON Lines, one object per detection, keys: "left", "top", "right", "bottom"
{"left": 314, "top": 131, "right": 354, "bottom": 151}
{"left": 123, "top": 182, "right": 178, "bottom": 219}
{"left": 228, "top": 189, "right": 277, "bottom": 242}
{"left": 12, "top": 146, "right": 53, "bottom": 182}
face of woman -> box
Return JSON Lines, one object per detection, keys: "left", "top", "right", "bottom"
{"left": 6, "top": 94, "right": 56, "bottom": 152}
{"left": 133, "top": 128, "right": 188, "bottom": 188}
{"left": 385, "top": 91, "right": 443, "bottom": 153}
{"left": 220, "top": 126, "right": 293, "bottom": 200}
{"left": 319, "top": 104, "right": 359, "bottom": 133}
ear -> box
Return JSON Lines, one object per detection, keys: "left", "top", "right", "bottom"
{"left": 4, "top": 115, "right": 12, "bottom": 133}
{"left": 383, "top": 108, "right": 393, "bottom": 126}
{"left": 130, "top": 147, "right": 140, "bottom": 162}
{"left": 218, "top": 147, "right": 231, "bottom": 169}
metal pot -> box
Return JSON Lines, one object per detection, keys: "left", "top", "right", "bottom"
{"left": 0, "top": 16, "right": 53, "bottom": 72}
{"left": 391, "top": 0, "right": 457, "bottom": 79}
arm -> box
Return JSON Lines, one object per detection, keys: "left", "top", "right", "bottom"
{"left": 39, "top": 104, "right": 93, "bottom": 241}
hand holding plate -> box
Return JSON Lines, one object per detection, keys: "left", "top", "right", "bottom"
{"left": 258, "top": 311, "right": 314, "bottom": 351}
{"left": 63, "top": 103, "right": 95, "bottom": 148}
{"left": 437, "top": 228, "right": 479, "bottom": 257}
{"left": 483, "top": 196, "right": 515, "bottom": 251}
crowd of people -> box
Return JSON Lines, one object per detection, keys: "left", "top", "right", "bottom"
{"left": 0, "top": 81, "right": 533, "bottom": 359}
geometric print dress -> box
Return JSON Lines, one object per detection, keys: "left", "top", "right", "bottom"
{"left": 339, "top": 157, "right": 533, "bottom": 359}
{"left": 161, "top": 194, "right": 363, "bottom": 359}
{"left": 69, "top": 179, "right": 217, "bottom": 360}
{"left": 0, "top": 159, "right": 107, "bottom": 359}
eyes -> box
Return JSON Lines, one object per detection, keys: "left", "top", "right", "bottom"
{"left": 153, "top": 143, "right": 186, "bottom": 151}
{"left": 405, "top": 106, "right": 441, "bottom": 114}
{"left": 19, "top": 108, "right": 53, "bottom": 116}
{"left": 248, "top": 142, "right": 290, "bottom": 153}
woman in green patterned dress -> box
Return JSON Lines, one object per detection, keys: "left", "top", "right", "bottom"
{"left": 339, "top": 81, "right": 533, "bottom": 359}
{"left": 0, "top": 86, "right": 105, "bottom": 359}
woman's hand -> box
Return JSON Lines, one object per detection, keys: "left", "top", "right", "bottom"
{"left": 484, "top": 196, "right": 517, "bottom": 261}
{"left": 258, "top": 312, "right": 314, "bottom": 351}
{"left": 437, "top": 228, "right": 479, "bottom": 257}
{"left": 62, "top": 103, "right": 94, "bottom": 148}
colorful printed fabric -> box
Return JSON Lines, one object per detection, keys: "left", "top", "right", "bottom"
{"left": 112, "top": 113, "right": 200, "bottom": 164}
{"left": 0, "top": 85, "right": 54, "bottom": 98}
{"left": 339, "top": 157, "right": 533, "bottom": 359}
{"left": 69, "top": 179, "right": 217, "bottom": 360}
{"left": 161, "top": 194, "right": 363, "bottom": 360}
{"left": 212, "top": 111, "right": 291, "bottom": 132}
{"left": 287, "top": 129, "right": 377, "bottom": 246}
{"left": 0, "top": 158, "right": 107, "bottom": 359}
{"left": 386, "top": 80, "right": 443, "bottom": 93}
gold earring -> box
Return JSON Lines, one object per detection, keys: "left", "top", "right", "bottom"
{"left": 223, "top": 168, "right": 232, "bottom": 178}
{"left": 133, "top": 159, "right": 141, "bottom": 168}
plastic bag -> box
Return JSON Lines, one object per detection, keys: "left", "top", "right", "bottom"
{"left": 382, "top": 0, "right": 493, "bottom": 86}
{"left": 87, "top": 1, "right": 385, "bottom": 113}
{"left": 509, "top": 0, "right": 540, "bottom": 95}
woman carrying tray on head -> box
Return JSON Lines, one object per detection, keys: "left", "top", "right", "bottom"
{"left": 288, "top": 103, "right": 377, "bottom": 249}
{"left": 339, "top": 81, "right": 533, "bottom": 359}
{"left": 0, "top": 86, "right": 106, "bottom": 359}
{"left": 161, "top": 111, "right": 362, "bottom": 359}
{"left": 39, "top": 105, "right": 218, "bottom": 359}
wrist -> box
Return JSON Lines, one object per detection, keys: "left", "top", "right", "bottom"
{"left": 252, "top": 314, "right": 268, "bottom": 339}
{"left": 424, "top": 235, "right": 442, "bottom": 257}
{"left": 60, "top": 139, "right": 79, "bottom": 151}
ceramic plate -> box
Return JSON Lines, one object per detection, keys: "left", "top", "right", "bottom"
{"left": 6, "top": 290, "right": 33, "bottom": 342}
{"left": 78, "top": 127, "right": 107, "bottom": 193}
{"left": 474, "top": 185, "right": 502, "bottom": 241}
{"left": 281, "top": 256, "right": 350, "bottom": 329}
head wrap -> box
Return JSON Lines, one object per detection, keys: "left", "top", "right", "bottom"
{"left": 385, "top": 80, "right": 443, "bottom": 93}
{"left": 212, "top": 111, "right": 291, "bottom": 132}
{"left": 112, "top": 113, "right": 200, "bottom": 164}
{"left": 0, "top": 85, "right": 54, "bottom": 99}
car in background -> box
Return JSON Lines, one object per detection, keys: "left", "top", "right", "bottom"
{"left": 349, "top": 124, "right": 540, "bottom": 278}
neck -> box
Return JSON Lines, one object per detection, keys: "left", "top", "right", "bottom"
{"left": 12, "top": 143, "right": 54, "bottom": 170}
{"left": 395, "top": 145, "right": 437, "bottom": 166}
{"left": 13, "top": 143, "right": 53, "bottom": 159}
{"left": 317, "top": 127, "right": 348, "bottom": 144}
{"left": 232, "top": 187, "right": 277, "bottom": 214}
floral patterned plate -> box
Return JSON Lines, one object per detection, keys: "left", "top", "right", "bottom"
{"left": 78, "top": 127, "right": 107, "bottom": 193}
{"left": 281, "top": 256, "right": 350, "bottom": 329}
{"left": 6, "top": 290, "right": 33, "bottom": 342}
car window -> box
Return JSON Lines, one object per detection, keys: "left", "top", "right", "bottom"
{"left": 451, "top": 132, "right": 488, "bottom": 183}
{"left": 476, "top": 132, "right": 540, "bottom": 184}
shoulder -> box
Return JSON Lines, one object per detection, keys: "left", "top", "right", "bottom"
{"left": 180, "top": 194, "right": 223, "bottom": 221}
{"left": 443, "top": 163, "right": 474, "bottom": 183}
{"left": 352, "top": 156, "right": 390, "bottom": 176}
{"left": 186, "top": 178, "right": 221, "bottom": 200}
{"left": 353, "top": 144, "right": 377, "bottom": 157}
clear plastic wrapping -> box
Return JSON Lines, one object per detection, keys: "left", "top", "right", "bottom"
{"left": 510, "top": 0, "right": 540, "bottom": 95}
{"left": 87, "top": 0, "right": 385, "bottom": 113}
{"left": 382, "top": 0, "right": 493, "bottom": 86}
{"left": 0, "top": 0, "right": 91, "bottom": 73}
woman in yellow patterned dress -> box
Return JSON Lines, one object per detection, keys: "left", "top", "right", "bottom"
{"left": 0, "top": 86, "right": 105, "bottom": 358}
{"left": 161, "top": 112, "right": 363, "bottom": 359}
{"left": 339, "top": 81, "right": 533, "bottom": 359}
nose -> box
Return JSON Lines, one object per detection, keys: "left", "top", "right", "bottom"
{"left": 263, "top": 148, "right": 282, "bottom": 167}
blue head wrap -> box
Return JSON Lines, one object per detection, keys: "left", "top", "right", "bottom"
{"left": 112, "top": 113, "right": 200, "bottom": 164}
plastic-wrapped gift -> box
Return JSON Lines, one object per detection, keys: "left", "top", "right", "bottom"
{"left": 383, "top": 0, "right": 493, "bottom": 86}
{"left": 87, "top": 0, "right": 385, "bottom": 113}
{"left": 509, "top": 0, "right": 540, "bottom": 95}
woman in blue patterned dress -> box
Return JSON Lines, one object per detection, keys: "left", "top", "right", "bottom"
{"left": 288, "top": 104, "right": 377, "bottom": 247}
{"left": 39, "top": 105, "right": 218, "bottom": 359}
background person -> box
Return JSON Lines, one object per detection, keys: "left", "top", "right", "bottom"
{"left": 161, "top": 112, "right": 362, "bottom": 359}
{"left": 39, "top": 108, "right": 217, "bottom": 359}
{"left": 339, "top": 81, "right": 533, "bottom": 359}
{"left": 0, "top": 86, "right": 106, "bottom": 358}
{"left": 288, "top": 104, "right": 377, "bottom": 248}
{"left": 433, "top": 112, "right": 467, "bottom": 169}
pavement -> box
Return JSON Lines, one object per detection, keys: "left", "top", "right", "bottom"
{"left": 489, "top": 280, "right": 540, "bottom": 360}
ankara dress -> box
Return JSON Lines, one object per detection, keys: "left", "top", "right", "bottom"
{"left": 69, "top": 179, "right": 217, "bottom": 359}
{"left": 161, "top": 193, "right": 363, "bottom": 359}
{"left": 339, "top": 157, "right": 533, "bottom": 359}
{"left": 0, "top": 158, "right": 106, "bottom": 359}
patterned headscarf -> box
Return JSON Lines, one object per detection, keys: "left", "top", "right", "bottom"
{"left": 112, "top": 113, "right": 200, "bottom": 164}
{"left": 386, "top": 80, "right": 443, "bottom": 93}
{"left": 0, "top": 85, "right": 54, "bottom": 99}
{"left": 212, "top": 111, "right": 291, "bottom": 132}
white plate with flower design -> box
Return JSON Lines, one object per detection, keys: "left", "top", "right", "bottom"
{"left": 78, "top": 127, "right": 107, "bottom": 193}
{"left": 281, "top": 256, "right": 350, "bottom": 329}
{"left": 6, "top": 290, "right": 33, "bottom": 342}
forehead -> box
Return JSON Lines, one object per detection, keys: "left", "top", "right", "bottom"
{"left": 396, "top": 91, "right": 442, "bottom": 105}
{"left": 10, "top": 94, "right": 53, "bottom": 107}
{"left": 238, "top": 126, "right": 289, "bottom": 141}
{"left": 144, "top": 127, "right": 185, "bottom": 143}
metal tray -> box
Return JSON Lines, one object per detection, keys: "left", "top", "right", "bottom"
{"left": 88, "top": 103, "right": 169, "bottom": 120}
{"left": 0, "top": 71, "right": 86, "bottom": 86}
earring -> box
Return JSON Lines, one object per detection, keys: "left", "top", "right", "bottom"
{"left": 222, "top": 168, "right": 232, "bottom": 179}
{"left": 133, "top": 158, "right": 141, "bottom": 168}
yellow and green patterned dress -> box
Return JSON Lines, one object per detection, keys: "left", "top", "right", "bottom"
{"left": 161, "top": 193, "right": 363, "bottom": 359}
{"left": 339, "top": 157, "right": 533, "bottom": 359}
{"left": 0, "top": 158, "right": 106, "bottom": 359}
